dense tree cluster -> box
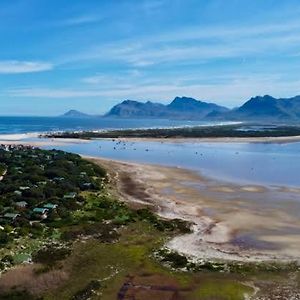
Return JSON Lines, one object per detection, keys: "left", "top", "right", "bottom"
{"left": 43, "top": 124, "right": 300, "bottom": 139}
{"left": 0, "top": 145, "right": 106, "bottom": 246}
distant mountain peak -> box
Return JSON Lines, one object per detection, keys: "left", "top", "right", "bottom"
{"left": 122, "top": 100, "right": 140, "bottom": 105}
{"left": 248, "top": 95, "right": 276, "bottom": 102}
{"left": 173, "top": 96, "right": 211, "bottom": 105}
{"left": 168, "top": 96, "right": 228, "bottom": 113}
{"left": 62, "top": 110, "right": 90, "bottom": 118}
{"left": 172, "top": 96, "right": 198, "bottom": 102}
{"left": 227, "top": 95, "right": 300, "bottom": 121}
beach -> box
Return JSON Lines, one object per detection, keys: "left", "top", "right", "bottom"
{"left": 102, "top": 135, "right": 300, "bottom": 144}
{"left": 87, "top": 156, "right": 300, "bottom": 263}
{"left": 1, "top": 132, "right": 300, "bottom": 146}
{"left": 0, "top": 135, "right": 90, "bottom": 147}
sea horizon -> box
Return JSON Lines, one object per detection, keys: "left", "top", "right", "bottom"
{"left": 0, "top": 115, "right": 240, "bottom": 135}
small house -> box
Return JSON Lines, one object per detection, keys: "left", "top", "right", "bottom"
{"left": 19, "top": 186, "right": 30, "bottom": 191}
{"left": 33, "top": 208, "right": 48, "bottom": 214}
{"left": 37, "top": 181, "right": 47, "bottom": 185}
{"left": 14, "top": 190, "right": 22, "bottom": 196}
{"left": 15, "top": 201, "right": 28, "bottom": 208}
{"left": 4, "top": 213, "right": 20, "bottom": 221}
{"left": 53, "top": 177, "right": 64, "bottom": 181}
{"left": 32, "top": 208, "right": 49, "bottom": 220}
{"left": 64, "top": 192, "right": 77, "bottom": 199}
{"left": 43, "top": 203, "right": 58, "bottom": 210}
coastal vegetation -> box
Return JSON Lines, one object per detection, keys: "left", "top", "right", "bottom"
{"left": 43, "top": 123, "right": 300, "bottom": 139}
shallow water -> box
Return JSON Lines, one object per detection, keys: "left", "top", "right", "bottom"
{"left": 42, "top": 138, "right": 300, "bottom": 188}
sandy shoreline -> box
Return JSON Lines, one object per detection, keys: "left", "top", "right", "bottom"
{"left": 1, "top": 132, "right": 300, "bottom": 146}
{"left": 0, "top": 137, "right": 89, "bottom": 147}
{"left": 101, "top": 135, "right": 300, "bottom": 144}
{"left": 86, "top": 156, "right": 300, "bottom": 263}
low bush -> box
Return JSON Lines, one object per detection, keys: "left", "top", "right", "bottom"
{"left": 157, "top": 249, "right": 188, "bottom": 269}
{"left": 72, "top": 280, "right": 101, "bottom": 300}
{"left": 32, "top": 245, "right": 71, "bottom": 265}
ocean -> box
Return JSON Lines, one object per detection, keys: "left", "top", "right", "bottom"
{"left": 0, "top": 116, "right": 229, "bottom": 135}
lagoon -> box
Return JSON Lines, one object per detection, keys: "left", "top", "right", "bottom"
{"left": 44, "top": 138, "right": 300, "bottom": 188}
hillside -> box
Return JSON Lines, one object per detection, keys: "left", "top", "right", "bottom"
{"left": 214, "top": 95, "right": 300, "bottom": 121}
{"left": 106, "top": 100, "right": 166, "bottom": 118}
{"left": 105, "top": 97, "right": 229, "bottom": 120}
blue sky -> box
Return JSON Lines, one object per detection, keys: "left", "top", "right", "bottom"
{"left": 1, "top": 0, "right": 300, "bottom": 115}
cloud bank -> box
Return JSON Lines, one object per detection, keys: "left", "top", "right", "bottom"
{"left": 0, "top": 60, "right": 53, "bottom": 74}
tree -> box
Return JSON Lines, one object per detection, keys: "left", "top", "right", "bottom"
{"left": 0, "top": 232, "right": 10, "bottom": 246}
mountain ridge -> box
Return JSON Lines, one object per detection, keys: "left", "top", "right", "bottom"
{"left": 61, "top": 95, "right": 300, "bottom": 121}
{"left": 218, "top": 95, "right": 300, "bottom": 121}
{"left": 105, "top": 96, "right": 229, "bottom": 120}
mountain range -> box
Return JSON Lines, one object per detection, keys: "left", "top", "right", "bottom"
{"left": 63, "top": 95, "right": 300, "bottom": 122}
{"left": 105, "top": 97, "right": 229, "bottom": 119}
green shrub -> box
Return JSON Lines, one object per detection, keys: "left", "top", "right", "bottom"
{"left": 72, "top": 280, "right": 101, "bottom": 300}
{"left": 157, "top": 249, "right": 188, "bottom": 269}
{"left": 32, "top": 245, "right": 71, "bottom": 265}
{"left": 0, "top": 290, "right": 40, "bottom": 300}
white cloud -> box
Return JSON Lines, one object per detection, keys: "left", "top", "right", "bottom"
{"left": 0, "top": 60, "right": 53, "bottom": 74}
{"left": 82, "top": 75, "right": 109, "bottom": 85}
{"left": 116, "top": 32, "right": 300, "bottom": 67}
{"left": 60, "top": 18, "right": 300, "bottom": 68}
{"left": 152, "top": 20, "right": 300, "bottom": 44}
{"left": 7, "top": 74, "right": 300, "bottom": 107}
{"left": 82, "top": 69, "right": 142, "bottom": 85}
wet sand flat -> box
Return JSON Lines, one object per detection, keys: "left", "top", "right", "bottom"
{"left": 88, "top": 156, "right": 300, "bottom": 263}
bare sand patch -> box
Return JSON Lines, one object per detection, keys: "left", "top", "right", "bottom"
{"left": 241, "top": 186, "right": 267, "bottom": 192}
{"left": 209, "top": 186, "right": 235, "bottom": 193}
{"left": 0, "top": 137, "right": 89, "bottom": 147}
